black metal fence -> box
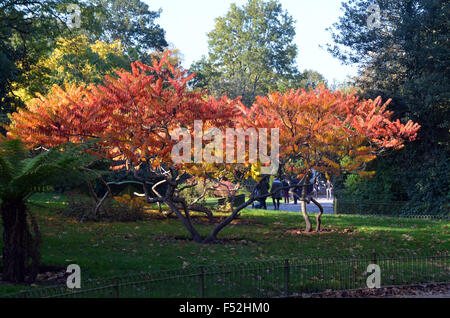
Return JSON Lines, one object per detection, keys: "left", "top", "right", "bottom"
{"left": 3, "top": 251, "right": 449, "bottom": 298}
{"left": 333, "top": 199, "right": 449, "bottom": 219}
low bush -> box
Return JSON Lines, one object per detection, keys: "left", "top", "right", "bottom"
{"left": 59, "top": 192, "right": 145, "bottom": 222}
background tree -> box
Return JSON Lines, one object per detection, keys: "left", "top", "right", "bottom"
{"left": 328, "top": 0, "right": 449, "bottom": 214}
{"left": 13, "top": 34, "right": 131, "bottom": 102}
{"left": 7, "top": 53, "right": 243, "bottom": 237}
{"left": 90, "top": 0, "right": 168, "bottom": 60}
{"left": 276, "top": 69, "right": 328, "bottom": 92}
{"left": 8, "top": 55, "right": 420, "bottom": 238}
{"left": 0, "top": 0, "right": 167, "bottom": 132}
{"left": 0, "top": 0, "right": 78, "bottom": 129}
{"left": 190, "top": 0, "right": 299, "bottom": 106}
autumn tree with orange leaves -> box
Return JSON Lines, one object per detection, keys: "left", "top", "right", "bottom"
{"left": 240, "top": 87, "right": 420, "bottom": 231}
{"left": 7, "top": 52, "right": 420, "bottom": 242}
{"left": 7, "top": 52, "right": 245, "bottom": 242}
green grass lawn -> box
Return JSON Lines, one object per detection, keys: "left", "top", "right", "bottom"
{"left": 0, "top": 193, "right": 449, "bottom": 295}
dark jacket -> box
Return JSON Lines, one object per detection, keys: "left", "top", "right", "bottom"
{"left": 291, "top": 178, "right": 302, "bottom": 196}
{"left": 270, "top": 180, "right": 283, "bottom": 199}
{"left": 255, "top": 179, "right": 269, "bottom": 203}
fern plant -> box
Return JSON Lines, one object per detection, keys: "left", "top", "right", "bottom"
{"left": 0, "top": 139, "right": 100, "bottom": 283}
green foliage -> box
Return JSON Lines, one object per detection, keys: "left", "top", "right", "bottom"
{"left": 90, "top": 0, "right": 167, "bottom": 58}
{"left": 399, "top": 148, "right": 450, "bottom": 216}
{"left": 14, "top": 34, "right": 131, "bottom": 101}
{"left": 336, "top": 156, "right": 406, "bottom": 202}
{"left": 0, "top": 0, "right": 78, "bottom": 128}
{"left": 0, "top": 139, "right": 102, "bottom": 201}
{"left": 191, "top": 0, "right": 300, "bottom": 106}
{"left": 0, "top": 0, "right": 167, "bottom": 130}
{"left": 276, "top": 69, "right": 328, "bottom": 92}
{"left": 329, "top": 0, "right": 449, "bottom": 214}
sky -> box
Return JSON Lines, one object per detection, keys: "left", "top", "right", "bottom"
{"left": 144, "top": 0, "right": 358, "bottom": 84}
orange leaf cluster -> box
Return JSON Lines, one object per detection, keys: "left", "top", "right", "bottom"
{"left": 8, "top": 58, "right": 420, "bottom": 180}
{"left": 238, "top": 86, "right": 420, "bottom": 177}
{"left": 8, "top": 52, "right": 242, "bottom": 167}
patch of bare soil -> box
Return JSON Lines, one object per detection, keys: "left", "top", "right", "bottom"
{"left": 286, "top": 227, "right": 359, "bottom": 236}
{"left": 154, "top": 234, "right": 258, "bottom": 246}
{"left": 299, "top": 283, "right": 450, "bottom": 298}
{"left": 190, "top": 217, "right": 266, "bottom": 227}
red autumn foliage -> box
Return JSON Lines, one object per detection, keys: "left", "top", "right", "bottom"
{"left": 8, "top": 52, "right": 241, "bottom": 168}
{"left": 238, "top": 87, "right": 420, "bottom": 178}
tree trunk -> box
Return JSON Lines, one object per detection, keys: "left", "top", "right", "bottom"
{"left": 300, "top": 200, "right": 312, "bottom": 232}
{"left": 1, "top": 199, "right": 29, "bottom": 283}
{"left": 203, "top": 195, "right": 256, "bottom": 243}
{"left": 310, "top": 197, "right": 324, "bottom": 232}
{"left": 301, "top": 185, "right": 312, "bottom": 232}
{"left": 203, "top": 210, "right": 239, "bottom": 244}
{"left": 165, "top": 200, "right": 202, "bottom": 243}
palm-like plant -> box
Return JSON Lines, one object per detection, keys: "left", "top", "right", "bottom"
{"left": 0, "top": 139, "right": 99, "bottom": 283}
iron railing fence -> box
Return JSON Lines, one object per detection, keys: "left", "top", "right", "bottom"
{"left": 333, "top": 199, "right": 449, "bottom": 219}
{"left": 3, "top": 251, "right": 449, "bottom": 298}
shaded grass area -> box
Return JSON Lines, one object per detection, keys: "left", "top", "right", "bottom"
{"left": 0, "top": 193, "right": 449, "bottom": 295}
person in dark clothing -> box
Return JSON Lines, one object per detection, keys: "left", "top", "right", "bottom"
{"left": 307, "top": 182, "right": 314, "bottom": 196}
{"left": 271, "top": 178, "right": 283, "bottom": 210}
{"left": 251, "top": 187, "right": 260, "bottom": 209}
{"left": 258, "top": 178, "right": 269, "bottom": 210}
{"left": 252, "top": 178, "right": 269, "bottom": 209}
{"left": 291, "top": 177, "right": 302, "bottom": 205}
{"left": 282, "top": 178, "right": 290, "bottom": 204}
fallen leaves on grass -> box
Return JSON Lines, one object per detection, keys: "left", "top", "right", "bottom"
{"left": 285, "top": 227, "right": 358, "bottom": 236}
{"left": 300, "top": 283, "right": 450, "bottom": 298}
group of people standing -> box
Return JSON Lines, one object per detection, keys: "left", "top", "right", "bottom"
{"left": 252, "top": 176, "right": 333, "bottom": 210}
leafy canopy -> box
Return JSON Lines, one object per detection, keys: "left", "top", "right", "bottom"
{"left": 13, "top": 34, "right": 131, "bottom": 102}
{"left": 239, "top": 87, "right": 420, "bottom": 179}
{"left": 191, "top": 0, "right": 299, "bottom": 106}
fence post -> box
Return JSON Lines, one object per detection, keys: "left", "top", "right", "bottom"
{"left": 372, "top": 252, "right": 377, "bottom": 265}
{"left": 199, "top": 266, "right": 205, "bottom": 298}
{"left": 334, "top": 197, "right": 338, "bottom": 215}
{"left": 113, "top": 278, "right": 119, "bottom": 298}
{"left": 284, "top": 259, "right": 290, "bottom": 296}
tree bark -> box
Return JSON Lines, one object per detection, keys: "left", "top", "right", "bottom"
{"left": 310, "top": 197, "right": 324, "bottom": 232}
{"left": 300, "top": 200, "right": 312, "bottom": 232}
{"left": 83, "top": 174, "right": 112, "bottom": 222}
{"left": 1, "top": 199, "right": 30, "bottom": 283}
{"left": 301, "top": 185, "right": 312, "bottom": 232}
{"left": 203, "top": 208, "right": 240, "bottom": 244}
{"left": 165, "top": 200, "right": 202, "bottom": 243}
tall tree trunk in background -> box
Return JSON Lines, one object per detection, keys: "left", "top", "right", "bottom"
{"left": 1, "top": 199, "right": 28, "bottom": 283}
